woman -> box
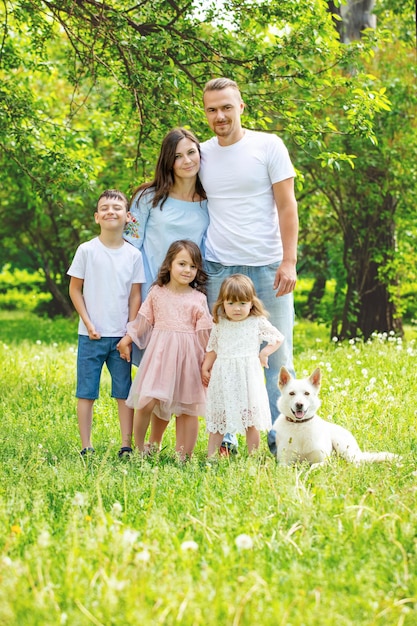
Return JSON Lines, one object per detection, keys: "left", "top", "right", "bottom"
{"left": 124, "top": 127, "right": 209, "bottom": 299}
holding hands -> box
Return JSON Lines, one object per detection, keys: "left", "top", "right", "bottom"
{"left": 117, "top": 335, "right": 132, "bottom": 362}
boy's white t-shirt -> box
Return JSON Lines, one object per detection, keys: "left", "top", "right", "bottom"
{"left": 200, "top": 129, "right": 296, "bottom": 266}
{"left": 67, "top": 237, "right": 145, "bottom": 337}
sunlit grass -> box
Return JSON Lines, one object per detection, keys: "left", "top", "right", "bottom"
{"left": 1, "top": 311, "right": 417, "bottom": 625}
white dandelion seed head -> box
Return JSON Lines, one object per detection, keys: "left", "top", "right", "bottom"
{"left": 235, "top": 534, "right": 254, "bottom": 550}
{"left": 72, "top": 492, "right": 87, "bottom": 507}
{"left": 181, "top": 540, "right": 199, "bottom": 552}
{"left": 38, "top": 530, "right": 51, "bottom": 548}
{"left": 121, "top": 529, "right": 139, "bottom": 547}
{"left": 135, "top": 549, "right": 151, "bottom": 563}
{"left": 111, "top": 501, "right": 123, "bottom": 516}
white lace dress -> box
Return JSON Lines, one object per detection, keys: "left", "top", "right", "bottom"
{"left": 205, "top": 316, "right": 284, "bottom": 435}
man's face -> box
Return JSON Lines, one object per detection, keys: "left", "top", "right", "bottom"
{"left": 203, "top": 86, "right": 245, "bottom": 145}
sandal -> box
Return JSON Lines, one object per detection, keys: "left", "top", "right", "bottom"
{"left": 118, "top": 446, "right": 133, "bottom": 458}
{"left": 80, "top": 447, "right": 95, "bottom": 456}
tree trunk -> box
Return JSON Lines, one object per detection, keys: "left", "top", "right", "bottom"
{"left": 306, "top": 274, "right": 327, "bottom": 320}
{"left": 336, "top": 194, "right": 403, "bottom": 340}
{"left": 328, "top": 0, "right": 376, "bottom": 43}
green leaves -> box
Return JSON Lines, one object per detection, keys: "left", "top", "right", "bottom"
{"left": 0, "top": 0, "right": 414, "bottom": 319}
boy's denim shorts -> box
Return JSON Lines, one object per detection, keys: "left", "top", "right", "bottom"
{"left": 76, "top": 335, "right": 132, "bottom": 400}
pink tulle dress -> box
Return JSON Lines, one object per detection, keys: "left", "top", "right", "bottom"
{"left": 126, "top": 285, "right": 212, "bottom": 420}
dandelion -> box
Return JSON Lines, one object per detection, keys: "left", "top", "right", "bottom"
{"left": 332, "top": 336, "right": 338, "bottom": 343}
{"left": 107, "top": 576, "right": 126, "bottom": 592}
{"left": 2, "top": 556, "right": 12, "bottom": 566}
{"left": 181, "top": 540, "right": 199, "bottom": 552}
{"left": 85, "top": 515, "right": 92, "bottom": 523}
{"left": 11, "top": 524, "right": 22, "bottom": 535}
{"left": 72, "top": 492, "right": 87, "bottom": 507}
{"left": 361, "top": 368, "right": 368, "bottom": 377}
{"left": 36, "top": 340, "right": 42, "bottom": 345}
{"left": 121, "top": 529, "right": 139, "bottom": 548}
{"left": 38, "top": 530, "right": 51, "bottom": 547}
{"left": 235, "top": 534, "right": 253, "bottom": 550}
{"left": 135, "top": 549, "right": 151, "bottom": 563}
{"left": 111, "top": 501, "right": 123, "bottom": 517}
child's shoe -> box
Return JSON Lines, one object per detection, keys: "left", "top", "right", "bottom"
{"left": 80, "top": 447, "right": 95, "bottom": 456}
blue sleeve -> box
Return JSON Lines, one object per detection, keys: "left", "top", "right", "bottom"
{"left": 123, "top": 190, "right": 153, "bottom": 250}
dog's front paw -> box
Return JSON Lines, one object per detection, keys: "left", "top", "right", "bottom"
{"left": 309, "top": 461, "right": 326, "bottom": 470}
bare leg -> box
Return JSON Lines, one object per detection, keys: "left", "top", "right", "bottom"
{"left": 246, "top": 426, "right": 260, "bottom": 454}
{"left": 77, "top": 398, "right": 95, "bottom": 449}
{"left": 133, "top": 399, "right": 158, "bottom": 451}
{"left": 116, "top": 399, "right": 133, "bottom": 449}
{"left": 175, "top": 414, "right": 199, "bottom": 460}
{"left": 149, "top": 412, "right": 170, "bottom": 449}
{"left": 207, "top": 432, "right": 224, "bottom": 457}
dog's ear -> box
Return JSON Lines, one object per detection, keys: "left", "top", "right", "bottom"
{"left": 309, "top": 368, "right": 321, "bottom": 388}
{"left": 278, "top": 366, "right": 292, "bottom": 389}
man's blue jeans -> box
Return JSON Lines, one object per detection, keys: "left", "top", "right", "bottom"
{"left": 205, "top": 261, "right": 296, "bottom": 453}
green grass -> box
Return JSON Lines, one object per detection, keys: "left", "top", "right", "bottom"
{"left": 1, "top": 311, "right": 417, "bottom": 625}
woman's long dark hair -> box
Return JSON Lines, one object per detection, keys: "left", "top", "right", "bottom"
{"left": 130, "top": 128, "right": 206, "bottom": 210}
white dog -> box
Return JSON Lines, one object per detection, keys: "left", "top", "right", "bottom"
{"left": 273, "top": 367, "right": 399, "bottom": 466}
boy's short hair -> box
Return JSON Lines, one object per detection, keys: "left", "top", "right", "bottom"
{"left": 96, "top": 189, "right": 129, "bottom": 210}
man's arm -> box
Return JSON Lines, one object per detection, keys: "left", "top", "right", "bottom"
{"left": 272, "top": 177, "right": 298, "bottom": 297}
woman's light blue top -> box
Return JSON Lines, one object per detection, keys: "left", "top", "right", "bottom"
{"left": 124, "top": 189, "right": 209, "bottom": 298}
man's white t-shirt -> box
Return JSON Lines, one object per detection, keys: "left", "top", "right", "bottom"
{"left": 67, "top": 237, "right": 145, "bottom": 337}
{"left": 200, "top": 129, "right": 296, "bottom": 266}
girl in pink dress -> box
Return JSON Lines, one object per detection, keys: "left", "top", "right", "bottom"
{"left": 118, "top": 240, "right": 212, "bottom": 459}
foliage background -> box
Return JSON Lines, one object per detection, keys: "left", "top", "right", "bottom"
{"left": 1, "top": 0, "right": 415, "bottom": 336}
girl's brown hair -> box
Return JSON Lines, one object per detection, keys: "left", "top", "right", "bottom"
{"left": 155, "top": 240, "right": 208, "bottom": 294}
{"left": 130, "top": 128, "right": 206, "bottom": 210}
{"left": 212, "top": 274, "right": 268, "bottom": 323}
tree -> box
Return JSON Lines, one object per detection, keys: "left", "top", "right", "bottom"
{"left": 297, "top": 0, "right": 417, "bottom": 339}
{"left": 0, "top": 0, "right": 396, "bottom": 315}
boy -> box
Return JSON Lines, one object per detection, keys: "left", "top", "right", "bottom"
{"left": 68, "top": 189, "right": 145, "bottom": 457}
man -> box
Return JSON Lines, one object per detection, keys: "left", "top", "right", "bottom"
{"left": 199, "top": 77, "right": 298, "bottom": 455}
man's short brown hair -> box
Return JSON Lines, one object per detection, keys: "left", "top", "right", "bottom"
{"left": 203, "top": 77, "right": 242, "bottom": 99}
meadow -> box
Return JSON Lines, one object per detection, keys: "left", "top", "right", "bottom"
{"left": 1, "top": 311, "right": 417, "bottom": 625}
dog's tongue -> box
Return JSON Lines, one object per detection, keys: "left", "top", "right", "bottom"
{"left": 295, "top": 410, "right": 305, "bottom": 419}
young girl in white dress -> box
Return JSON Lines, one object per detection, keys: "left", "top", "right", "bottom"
{"left": 117, "top": 240, "right": 212, "bottom": 460}
{"left": 201, "top": 274, "right": 284, "bottom": 456}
